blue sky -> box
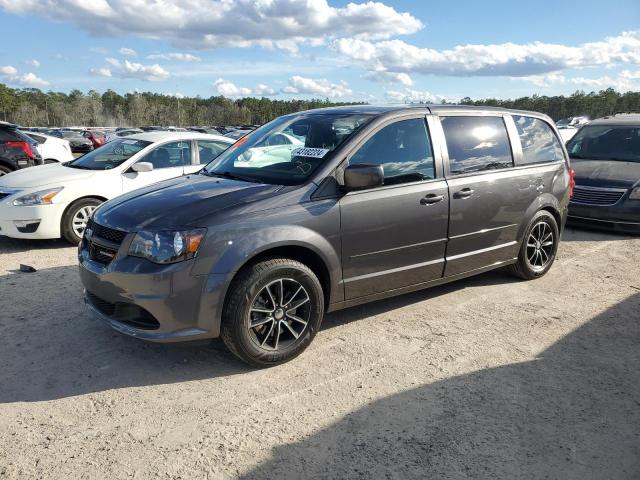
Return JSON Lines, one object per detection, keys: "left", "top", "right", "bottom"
{"left": 0, "top": 0, "right": 638, "bottom": 102}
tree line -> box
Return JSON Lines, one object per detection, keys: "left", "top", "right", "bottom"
{"left": 0, "top": 83, "right": 638, "bottom": 128}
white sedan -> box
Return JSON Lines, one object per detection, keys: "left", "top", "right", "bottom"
{"left": 24, "top": 132, "right": 75, "bottom": 163}
{"left": 0, "top": 131, "right": 233, "bottom": 243}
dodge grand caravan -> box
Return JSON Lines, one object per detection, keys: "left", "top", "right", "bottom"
{"left": 79, "top": 105, "right": 572, "bottom": 366}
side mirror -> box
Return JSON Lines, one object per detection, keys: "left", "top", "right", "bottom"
{"left": 343, "top": 164, "right": 384, "bottom": 191}
{"left": 131, "top": 162, "right": 154, "bottom": 173}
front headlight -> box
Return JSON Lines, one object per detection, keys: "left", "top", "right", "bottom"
{"left": 128, "top": 229, "right": 206, "bottom": 264}
{"left": 13, "top": 187, "right": 63, "bottom": 206}
{"left": 629, "top": 187, "right": 640, "bottom": 200}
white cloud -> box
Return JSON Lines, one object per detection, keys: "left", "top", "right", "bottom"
{"left": 334, "top": 31, "right": 640, "bottom": 78}
{"left": 104, "top": 58, "right": 169, "bottom": 81}
{"left": 26, "top": 59, "right": 40, "bottom": 68}
{"left": 119, "top": 47, "right": 137, "bottom": 56}
{"left": 520, "top": 69, "right": 640, "bottom": 92}
{"left": 0, "top": 0, "right": 421, "bottom": 52}
{"left": 213, "top": 78, "right": 276, "bottom": 97}
{"left": 386, "top": 88, "right": 448, "bottom": 104}
{"left": 0, "top": 65, "right": 49, "bottom": 87}
{"left": 282, "top": 75, "right": 352, "bottom": 97}
{"left": 89, "top": 67, "right": 112, "bottom": 77}
{"left": 147, "top": 52, "right": 201, "bottom": 62}
{"left": 364, "top": 70, "right": 414, "bottom": 86}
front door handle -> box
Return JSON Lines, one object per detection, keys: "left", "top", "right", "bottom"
{"left": 420, "top": 193, "right": 444, "bottom": 205}
{"left": 453, "top": 188, "right": 475, "bottom": 199}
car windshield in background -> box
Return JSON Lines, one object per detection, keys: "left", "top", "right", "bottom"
{"left": 567, "top": 125, "right": 640, "bottom": 162}
{"left": 205, "top": 113, "right": 372, "bottom": 185}
{"left": 66, "top": 138, "right": 150, "bottom": 170}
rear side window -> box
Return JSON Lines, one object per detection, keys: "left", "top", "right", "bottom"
{"left": 441, "top": 116, "right": 513, "bottom": 175}
{"left": 513, "top": 115, "right": 564, "bottom": 165}
{"left": 0, "top": 129, "right": 19, "bottom": 142}
{"left": 197, "top": 140, "right": 230, "bottom": 165}
{"left": 349, "top": 118, "right": 435, "bottom": 185}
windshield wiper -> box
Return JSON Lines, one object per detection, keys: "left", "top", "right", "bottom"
{"left": 204, "top": 170, "right": 261, "bottom": 183}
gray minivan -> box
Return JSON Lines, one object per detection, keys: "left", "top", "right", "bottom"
{"left": 79, "top": 105, "right": 572, "bottom": 366}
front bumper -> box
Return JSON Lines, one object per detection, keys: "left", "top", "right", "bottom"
{"left": 0, "top": 201, "right": 66, "bottom": 239}
{"left": 79, "top": 244, "right": 231, "bottom": 342}
{"left": 568, "top": 200, "right": 640, "bottom": 234}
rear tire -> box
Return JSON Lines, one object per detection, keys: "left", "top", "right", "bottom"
{"left": 508, "top": 210, "right": 559, "bottom": 280}
{"left": 221, "top": 258, "right": 324, "bottom": 367}
{"left": 0, "top": 164, "right": 13, "bottom": 176}
{"left": 61, "top": 198, "right": 102, "bottom": 244}
{"left": 44, "top": 159, "right": 58, "bottom": 164}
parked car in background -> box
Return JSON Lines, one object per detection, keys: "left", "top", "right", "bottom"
{"left": 566, "top": 114, "right": 640, "bottom": 233}
{"left": 84, "top": 130, "right": 106, "bottom": 149}
{"left": 0, "top": 132, "right": 233, "bottom": 243}
{"left": 188, "top": 126, "right": 222, "bottom": 135}
{"left": 77, "top": 105, "right": 571, "bottom": 366}
{"left": 224, "top": 129, "right": 252, "bottom": 140}
{"left": 105, "top": 128, "right": 144, "bottom": 143}
{"left": 0, "top": 122, "right": 43, "bottom": 176}
{"left": 24, "top": 132, "right": 74, "bottom": 164}
{"left": 558, "top": 127, "right": 579, "bottom": 143}
{"left": 556, "top": 116, "right": 589, "bottom": 129}
{"left": 48, "top": 130, "right": 94, "bottom": 154}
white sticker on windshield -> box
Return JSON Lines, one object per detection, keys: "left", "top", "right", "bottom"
{"left": 122, "top": 140, "right": 138, "bottom": 144}
{"left": 291, "top": 147, "right": 330, "bottom": 158}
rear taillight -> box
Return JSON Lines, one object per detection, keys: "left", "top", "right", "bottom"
{"left": 569, "top": 168, "right": 576, "bottom": 198}
{"left": 5, "top": 141, "right": 35, "bottom": 159}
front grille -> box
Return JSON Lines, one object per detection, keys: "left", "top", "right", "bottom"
{"left": 89, "top": 242, "right": 118, "bottom": 264}
{"left": 87, "top": 219, "right": 127, "bottom": 244}
{"left": 571, "top": 186, "right": 626, "bottom": 206}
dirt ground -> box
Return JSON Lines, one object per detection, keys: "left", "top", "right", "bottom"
{"left": 0, "top": 227, "right": 638, "bottom": 479}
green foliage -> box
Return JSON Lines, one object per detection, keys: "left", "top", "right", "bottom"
{"left": 0, "top": 84, "right": 364, "bottom": 127}
{"left": 1, "top": 84, "right": 639, "bottom": 127}
{"left": 457, "top": 88, "right": 640, "bottom": 121}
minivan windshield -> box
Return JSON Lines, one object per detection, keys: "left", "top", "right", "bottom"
{"left": 204, "top": 113, "right": 372, "bottom": 185}
{"left": 567, "top": 125, "right": 640, "bottom": 162}
{"left": 65, "top": 138, "right": 151, "bottom": 170}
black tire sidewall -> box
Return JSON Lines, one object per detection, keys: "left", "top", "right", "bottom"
{"left": 61, "top": 198, "right": 102, "bottom": 244}
{"left": 225, "top": 260, "right": 324, "bottom": 366}
{"left": 0, "top": 165, "right": 12, "bottom": 175}
{"left": 520, "top": 211, "right": 559, "bottom": 278}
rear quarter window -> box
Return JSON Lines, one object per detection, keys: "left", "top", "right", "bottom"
{"left": 441, "top": 116, "right": 513, "bottom": 175}
{"left": 513, "top": 115, "right": 564, "bottom": 165}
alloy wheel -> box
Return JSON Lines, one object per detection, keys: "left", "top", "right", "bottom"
{"left": 72, "top": 205, "right": 97, "bottom": 238}
{"left": 248, "top": 278, "right": 311, "bottom": 351}
{"left": 526, "top": 221, "right": 554, "bottom": 271}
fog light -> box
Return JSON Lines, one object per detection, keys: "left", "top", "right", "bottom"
{"left": 14, "top": 220, "right": 40, "bottom": 233}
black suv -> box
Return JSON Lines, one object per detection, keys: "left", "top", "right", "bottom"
{"left": 80, "top": 105, "right": 572, "bottom": 366}
{"left": 0, "top": 122, "right": 43, "bottom": 176}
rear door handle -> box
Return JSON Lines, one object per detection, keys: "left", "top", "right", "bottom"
{"left": 453, "top": 188, "right": 474, "bottom": 199}
{"left": 420, "top": 193, "right": 444, "bottom": 205}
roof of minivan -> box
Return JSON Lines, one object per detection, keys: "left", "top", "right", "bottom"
{"left": 588, "top": 113, "right": 640, "bottom": 126}
{"left": 125, "top": 131, "right": 233, "bottom": 143}
{"left": 294, "top": 104, "right": 547, "bottom": 118}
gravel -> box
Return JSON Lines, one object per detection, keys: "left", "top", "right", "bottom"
{"left": 0, "top": 227, "right": 638, "bottom": 479}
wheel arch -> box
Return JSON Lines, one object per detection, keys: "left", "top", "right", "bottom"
{"left": 60, "top": 195, "right": 108, "bottom": 228}
{"left": 517, "top": 194, "right": 562, "bottom": 243}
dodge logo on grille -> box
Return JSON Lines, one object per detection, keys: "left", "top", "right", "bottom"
{"left": 98, "top": 249, "right": 115, "bottom": 259}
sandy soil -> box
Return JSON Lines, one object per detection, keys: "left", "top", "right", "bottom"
{"left": 0, "top": 228, "right": 638, "bottom": 479}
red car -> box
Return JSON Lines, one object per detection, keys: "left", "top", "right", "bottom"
{"left": 83, "top": 130, "right": 106, "bottom": 149}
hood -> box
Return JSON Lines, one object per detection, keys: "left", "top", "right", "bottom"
{"left": 571, "top": 158, "right": 640, "bottom": 189}
{"left": 93, "top": 174, "right": 284, "bottom": 231}
{"left": 0, "top": 163, "right": 96, "bottom": 188}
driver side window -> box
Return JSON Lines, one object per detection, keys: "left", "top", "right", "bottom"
{"left": 349, "top": 118, "right": 435, "bottom": 186}
{"left": 142, "top": 141, "right": 191, "bottom": 169}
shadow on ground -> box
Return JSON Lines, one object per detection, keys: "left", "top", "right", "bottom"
{"left": 0, "top": 236, "right": 70, "bottom": 254}
{"left": 562, "top": 225, "right": 636, "bottom": 243}
{"left": 0, "top": 263, "right": 517, "bottom": 403}
{"left": 242, "top": 294, "right": 640, "bottom": 479}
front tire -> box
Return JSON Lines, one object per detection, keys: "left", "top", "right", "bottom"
{"left": 221, "top": 258, "right": 324, "bottom": 367}
{"left": 61, "top": 198, "right": 102, "bottom": 244}
{"left": 0, "top": 164, "right": 13, "bottom": 176}
{"left": 44, "top": 159, "right": 58, "bottom": 164}
{"left": 508, "top": 210, "right": 559, "bottom": 280}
